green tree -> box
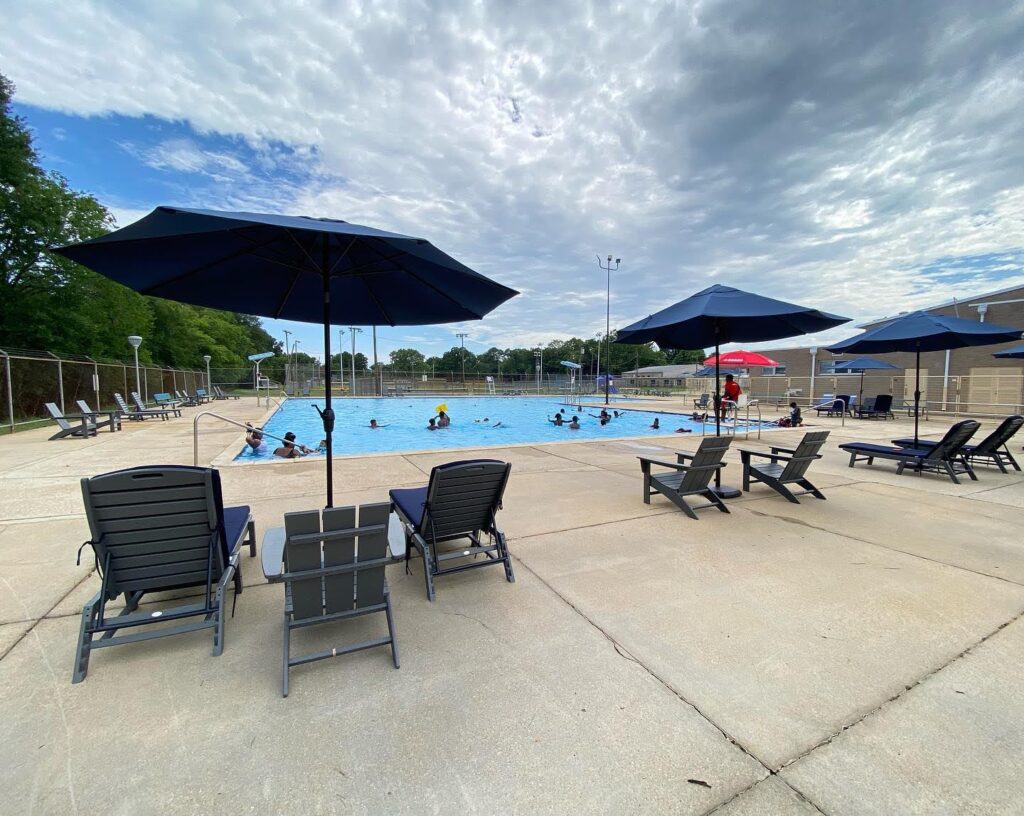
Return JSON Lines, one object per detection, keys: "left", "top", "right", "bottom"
{"left": 389, "top": 348, "right": 425, "bottom": 372}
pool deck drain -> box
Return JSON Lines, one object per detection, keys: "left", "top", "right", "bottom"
{"left": 2, "top": 397, "right": 1023, "bottom": 814}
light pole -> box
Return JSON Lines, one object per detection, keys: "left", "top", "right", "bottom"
{"left": 203, "top": 355, "right": 212, "bottom": 391}
{"left": 282, "top": 329, "right": 291, "bottom": 392}
{"left": 456, "top": 332, "right": 469, "bottom": 385}
{"left": 127, "top": 336, "right": 142, "bottom": 399}
{"left": 534, "top": 350, "right": 542, "bottom": 393}
{"left": 596, "top": 254, "right": 621, "bottom": 405}
{"left": 348, "top": 327, "right": 363, "bottom": 395}
{"left": 337, "top": 328, "right": 345, "bottom": 393}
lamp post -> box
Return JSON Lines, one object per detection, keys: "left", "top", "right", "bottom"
{"left": 456, "top": 332, "right": 469, "bottom": 385}
{"left": 203, "top": 355, "right": 212, "bottom": 391}
{"left": 534, "top": 350, "right": 543, "bottom": 393}
{"left": 348, "top": 327, "right": 363, "bottom": 395}
{"left": 283, "top": 329, "right": 291, "bottom": 392}
{"left": 596, "top": 255, "right": 621, "bottom": 405}
{"left": 337, "top": 328, "right": 346, "bottom": 394}
{"left": 127, "top": 335, "right": 142, "bottom": 399}
{"left": 809, "top": 346, "right": 818, "bottom": 405}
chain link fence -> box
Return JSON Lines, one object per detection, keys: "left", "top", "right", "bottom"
{"left": 0, "top": 347, "right": 208, "bottom": 433}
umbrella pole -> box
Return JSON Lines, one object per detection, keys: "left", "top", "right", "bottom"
{"left": 914, "top": 346, "right": 921, "bottom": 446}
{"left": 709, "top": 329, "right": 740, "bottom": 498}
{"left": 321, "top": 241, "right": 335, "bottom": 507}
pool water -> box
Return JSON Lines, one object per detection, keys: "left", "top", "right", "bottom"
{"left": 235, "top": 397, "right": 762, "bottom": 460}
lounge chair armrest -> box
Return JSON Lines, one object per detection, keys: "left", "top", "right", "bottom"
{"left": 638, "top": 456, "right": 689, "bottom": 471}
{"left": 675, "top": 452, "right": 696, "bottom": 462}
{"left": 738, "top": 449, "right": 789, "bottom": 462}
{"left": 769, "top": 446, "right": 796, "bottom": 455}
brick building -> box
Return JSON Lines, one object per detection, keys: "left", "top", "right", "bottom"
{"left": 751, "top": 284, "right": 1024, "bottom": 413}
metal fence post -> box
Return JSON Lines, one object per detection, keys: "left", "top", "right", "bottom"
{"left": 1, "top": 350, "right": 13, "bottom": 433}
{"left": 55, "top": 356, "right": 65, "bottom": 413}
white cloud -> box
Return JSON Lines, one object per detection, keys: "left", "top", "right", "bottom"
{"left": 4, "top": 0, "right": 1024, "bottom": 352}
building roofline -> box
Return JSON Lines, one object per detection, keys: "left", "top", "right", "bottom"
{"left": 861, "top": 279, "right": 1024, "bottom": 327}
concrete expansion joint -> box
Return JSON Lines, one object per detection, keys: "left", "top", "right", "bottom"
{"left": 701, "top": 771, "right": 830, "bottom": 816}
{"left": 777, "top": 604, "right": 1024, "bottom": 775}
{"left": 745, "top": 507, "right": 1024, "bottom": 589}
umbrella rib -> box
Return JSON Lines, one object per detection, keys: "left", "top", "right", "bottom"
{"left": 359, "top": 276, "right": 395, "bottom": 325}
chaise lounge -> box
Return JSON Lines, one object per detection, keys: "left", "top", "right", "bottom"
{"left": 856, "top": 393, "right": 894, "bottom": 419}
{"left": 638, "top": 436, "right": 732, "bottom": 519}
{"left": 73, "top": 465, "right": 255, "bottom": 683}
{"left": 892, "top": 414, "right": 1023, "bottom": 473}
{"left": 838, "top": 419, "right": 980, "bottom": 483}
{"left": 390, "top": 459, "right": 514, "bottom": 601}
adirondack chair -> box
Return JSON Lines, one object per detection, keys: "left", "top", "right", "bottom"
{"left": 194, "top": 388, "right": 212, "bottom": 404}
{"left": 73, "top": 466, "right": 255, "bottom": 683}
{"left": 114, "top": 392, "right": 168, "bottom": 421}
{"left": 214, "top": 386, "right": 240, "bottom": 400}
{"left": 390, "top": 460, "right": 514, "bottom": 601}
{"left": 74, "top": 399, "right": 122, "bottom": 432}
{"left": 268, "top": 502, "right": 398, "bottom": 696}
{"left": 893, "top": 414, "right": 1023, "bottom": 473}
{"left": 132, "top": 391, "right": 181, "bottom": 417}
{"left": 176, "top": 390, "right": 200, "bottom": 407}
{"left": 739, "top": 431, "right": 830, "bottom": 503}
{"left": 44, "top": 403, "right": 98, "bottom": 440}
{"left": 693, "top": 393, "right": 711, "bottom": 410}
{"left": 839, "top": 419, "right": 980, "bottom": 483}
{"left": 638, "top": 436, "right": 732, "bottom": 520}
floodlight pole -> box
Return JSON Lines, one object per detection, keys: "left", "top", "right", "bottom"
{"left": 348, "top": 327, "right": 363, "bottom": 395}
{"left": 456, "top": 332, "right": 469, "bottom": 385}
{"left": 338, "top": 328, "right": 345, "bottom": 393}
{"left": 283, "top": 329, "right": 291, "bottom": 392}
{"left": 203, "top": 355, "right": 212, "bottom": 390}
{"left": 597, "top": 255, "right": 620, "bottom": 404}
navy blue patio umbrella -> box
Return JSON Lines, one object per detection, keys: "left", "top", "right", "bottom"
{"left": 993, "top": 344, "right": 1024, "bottom": 359}
{"left": 832, "top": 357, "right": 900, "bottom": 405}
{"left": 55, "top": 207, "right": 518, "bottom": 506}
{"left": 827, "top": 310, "right": 1022, "bottom": 445}
{"left": 616, "top": 284, "right": 850, "bottom": 495}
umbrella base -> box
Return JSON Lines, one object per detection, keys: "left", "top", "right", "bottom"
{"left": 711, "top": 485, "right": 742, "bottom": 499}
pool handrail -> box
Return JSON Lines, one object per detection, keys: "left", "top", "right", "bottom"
{"left": 192, "top": 410, "right": 313, "bottom": 465}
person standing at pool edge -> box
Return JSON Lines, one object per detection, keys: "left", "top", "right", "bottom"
{"left": 721, "top": 374, "right": 741, "bottom": 420}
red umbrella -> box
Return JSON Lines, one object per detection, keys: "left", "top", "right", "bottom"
{"left": 703, "top": 350, "right": 779, "bottom": 367}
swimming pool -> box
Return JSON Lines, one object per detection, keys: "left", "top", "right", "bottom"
{"left": 235, "top": 397, "right": 765, "bottom": 460}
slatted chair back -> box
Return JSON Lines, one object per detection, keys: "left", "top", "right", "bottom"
{"left": 974, "top": 415, "right": 1024, "bottom": 453}
{"left": 858, "top": 396, "right": 876, "bottom": 414}
{"left": 678, "top": 437, "right": 732, "bottom": 493}
{"left": 81, "top": 466, "right": 230, "bottom": 600}
{"left": 779, "top": 431, "right": 830, "bottom": 481}
{"left": 130, "top": 391, "right": 149, "bottom": 411}
{"left": 925, "top": 420, "right": 980, "bottom": 462}
{"left": 695, "top": 394, "right": 710, "bottom": 408}
{"left": 873, "top": 394, "right": 893, "bottom": 414}
{"left": 113, "top": 393, "right": 131, "bottom": 414}
{"left": 284, "top": 503, "right": 390, "bottom": 621}
{"left": 835, "top": 395, "right": 851, "bottom": 412}
{"left": 418, "top": 460, "right": 511, "bottom": 543}
{"left": 196, "top": 388, "right": 209, "bottom": 399}
{"left": 45, "top": 402, "right": 72, "bottom": 431}
{"left": 76, "top": 399, "right": 95, "bottom": 415}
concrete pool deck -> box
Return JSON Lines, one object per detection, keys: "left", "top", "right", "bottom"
{"left": 2, "top": 398, "right": 1023, "bottom": 814}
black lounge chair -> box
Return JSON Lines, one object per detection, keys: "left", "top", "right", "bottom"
{"left": 739, "top": 431, "right": 830, "bottom": 503}
{"left": 73, "top": 465, "right": 255, "bottom": 683}
{"left": 814, "top": 395, "right": 850, "bottom": 416}
{"left": 638, "top": 436, "right": 732, "bottom": 519}
{"left": 132, "top": 391, "right": 181, "bottom": 417}
{"left": 693, "top": 393, "right": 710, "bottom": 410}
{"left": 390, "top": 459, "right": 514, "bottom": 601}
{"left": 272, "top": 503, "right": 398, "bottom": 696}
{"left": 44, "top": 402, "right": 99, "bottom": 440}
{"left": 892, "top": 415, "right": 1023, "bottom": 473}
{"left": 75, "top": 399, "right": 122, "bottom": 432}
{"left": 839, "top": 419, "right": 980, "bottom": 483}
{"left": 176, "top": 390, "right": 201, "bottom": 407}
{"left": 214, "top": 385, "right": 240, "bottom": 400}
{"left": 856, "top": 393, "right": 894, "bottom": 419}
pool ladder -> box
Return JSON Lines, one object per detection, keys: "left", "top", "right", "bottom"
{"left": 192, "top": 411, "right": 297, "bottom": 465}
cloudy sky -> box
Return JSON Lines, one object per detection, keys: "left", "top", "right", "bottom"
{"left": 4, "top": 0, "right": 1024, "bottom": 361}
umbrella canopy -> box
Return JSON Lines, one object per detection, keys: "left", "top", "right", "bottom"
{"left": 703, "top": 350, "right": 779, "bottom": 367}
{"left": 827, "top": 311, "right": 1021, "bottom": 444}
{"left": 55, "top": 206, "right": 518, "bottom": 506}
{"left": 993, "top": 345, "right": 1024, "bottom": 359}
{"left": 693, "top": 366, "right": 740, "bottom": 378}
{"left": 831, "top": 357, "right": 900, "bottom": 405}
{"left": 616, "top": 284, "right": 850, "bottom": 494}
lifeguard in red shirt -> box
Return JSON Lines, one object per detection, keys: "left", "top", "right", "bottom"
{"left": 720, "top": 374, "right": 741, "bottom": 419}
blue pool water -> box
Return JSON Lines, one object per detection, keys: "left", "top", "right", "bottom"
{"left": 235, "top": 397, "right": 762, "bottom": 460}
